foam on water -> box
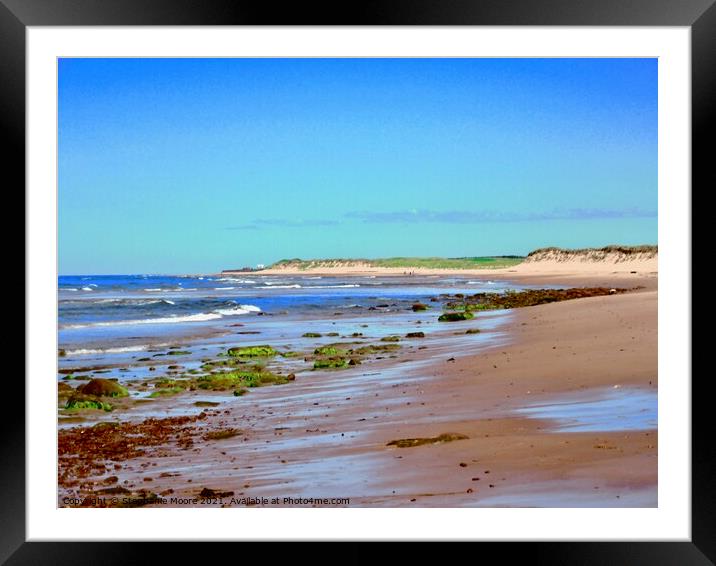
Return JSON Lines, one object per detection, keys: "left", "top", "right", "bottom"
{"left": 61, "top": 304, "right": 261, "bottom": 329}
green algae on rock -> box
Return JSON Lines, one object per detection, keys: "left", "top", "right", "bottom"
{"left": 314, "top": 345, "right": 348, "bottom": 356}
{"left": 78, "top": 378, "right": 129, "bottom": 397}
{"left": 438, "top": 312, "right": 474, "bottom": 322}
{"left": 197, "top": 369, "right": 290, "bottom": 391}
{"left": 65, "top": 394, "right": 113, "bottom": 412}
{"left": 313, "top": 357, "right": 349, "bottom": 370}
{"left": 227, "top": 345, "right": 277, "bottom": 358}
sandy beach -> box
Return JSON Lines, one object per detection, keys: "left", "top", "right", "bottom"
{"left": 58, "top": 256, "right": 657, "bottom": 508}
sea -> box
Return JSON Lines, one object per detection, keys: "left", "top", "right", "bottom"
{"left": 58, "top": 274, "right": 528, "bottom": 383}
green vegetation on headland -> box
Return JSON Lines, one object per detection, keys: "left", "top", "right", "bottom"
{"left": 224, "top": 245, "right": 658, "bottom": 274}
{"left": 527, "top": 244, "right": 657, "bottom": 257}
{"left": 268, "top": 256, "right": 524, "bottom": 271}
{"left": 372, "top": 256, "right": 523, "bottom": 269}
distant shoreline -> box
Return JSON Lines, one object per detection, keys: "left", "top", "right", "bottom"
{"left": 224, "top": 245, "right": 658, "bottom": 279}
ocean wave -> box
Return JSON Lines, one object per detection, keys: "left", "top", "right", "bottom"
{"left": 88, "top": 298, "right": 176, "bottom": 306}
{"left": 215, "top": 278, "right": 256, "bottom": 284}
{"left": 62, "top": 313, "right": 221, "bottom": 328}
{"left": 304, "top": 284, "right": 360, "bottom": 289}
{"left": 215, "top": 307, "right": 250, "bottom": 316}
{"left": 60, "top": 304, "right": 261, "bottom": 329}
{"left": 214, "top": 287, "right": 235, "bottom": 290}
{"left": 255, "top": 284, "right": 302, "bottom": 289}
{"left": 81, "top": 287, "right": 94, "bottom": 291}
{"left": 144, "top": 288, "right": 162, "bottom": 291}
{"left": 215, "top": 302, "right": 262, "bottom": 315}
{"left": 64, "top": 345, "right": 158, "bottom": 356}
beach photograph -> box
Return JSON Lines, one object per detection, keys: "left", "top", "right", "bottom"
{"left": 57, "top": 57, "right": 658, "bottom": 508}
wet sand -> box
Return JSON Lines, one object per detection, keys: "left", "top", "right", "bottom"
{"left": 58, "top": 271, "right": 657, "bottom": 508}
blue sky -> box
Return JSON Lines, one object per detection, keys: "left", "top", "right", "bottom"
{"left": 58, "top": 58, "right": 657, "bottom": 274}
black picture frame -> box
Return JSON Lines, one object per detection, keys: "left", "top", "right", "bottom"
{"left": 6, "top": 0, "right": 709, "bottom": 562}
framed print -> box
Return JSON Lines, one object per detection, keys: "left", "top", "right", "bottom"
{"left": 7, "top": 0, "right": 711, "bottom": 562}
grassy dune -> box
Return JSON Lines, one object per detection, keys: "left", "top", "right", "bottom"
{"left": 525, "top": 245, "right": 657, "bottom": 263}
{"left": 246, "top": 245, "right": 657, "bottom": 272}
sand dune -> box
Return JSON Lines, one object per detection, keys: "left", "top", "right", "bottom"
{"left": 512, "top": 245, "right": 657, "bottom": 275}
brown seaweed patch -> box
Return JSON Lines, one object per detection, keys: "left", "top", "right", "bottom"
{"left": 200, "top": 487, "right": 234, "bottom": 498}
{"left": 446, "top": 287, "right": 630, "bottom": 313}
{"left": 387, "top": 433, "right": 469, "bottom": 448}
{"left": 203, "top": 428, "right": 242, "bottom": 441}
